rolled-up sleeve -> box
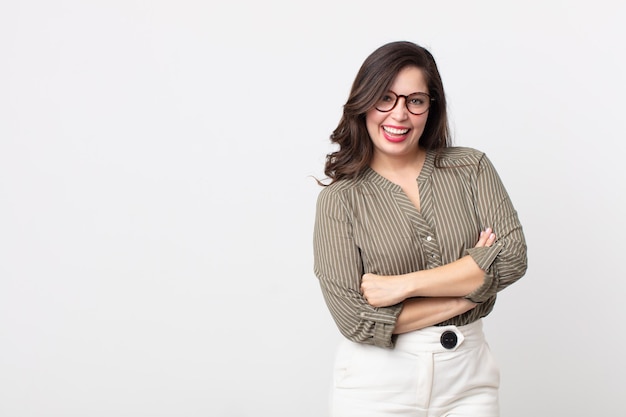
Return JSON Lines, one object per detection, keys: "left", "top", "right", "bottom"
{"left": 463, "top": 153, "right": 528, "bottom": 303}
{"left": 313, "top": 187, "right": 402, "bottom": 348}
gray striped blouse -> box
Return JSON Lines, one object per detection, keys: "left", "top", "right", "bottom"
{"left": 313, "top": 147, "right": 527, "bottom": 348}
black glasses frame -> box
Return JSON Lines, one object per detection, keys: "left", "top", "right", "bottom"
{"left": 375, "top": 91, "right": 435, "bottom": 115}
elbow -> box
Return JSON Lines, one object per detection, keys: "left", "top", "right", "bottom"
{"left": 511, "top": 252, "right": 528, "bottom": 279}
{"left": 496, "top": 253, "right": 528, "bottom": 292}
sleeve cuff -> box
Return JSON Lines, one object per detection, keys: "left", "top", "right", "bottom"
{"left": 357, "top": 304, "right": 403, "bottom": 348}
{"left": 464, "top": 245, "right": 503, "bottom": 303}
{"left": 465, "top": 244, "right": 502, "bottom": 270}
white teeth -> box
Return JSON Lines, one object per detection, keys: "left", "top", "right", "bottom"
{"left": 383, "top": 126, "right": 409, "bottom": 135}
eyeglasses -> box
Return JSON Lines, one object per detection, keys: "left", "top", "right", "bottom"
{"left": 375, "top": 91, "right": 434, "bottom": 115}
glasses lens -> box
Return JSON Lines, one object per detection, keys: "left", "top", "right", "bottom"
{"left": 375, "top": 92, "right": 397, "bottom": 112}
{"left": 406, "top": 93, "right": 430, "bottom": 114}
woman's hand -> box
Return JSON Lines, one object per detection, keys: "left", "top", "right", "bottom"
{"left": 475, "top": 227, "right": 496, "bottom": 248}
{"left": 360, "top": 273, "right": 409, "bottom": 308}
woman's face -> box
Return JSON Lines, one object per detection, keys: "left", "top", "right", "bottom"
{"left": 366, "top": 66, "right": 430, "bottom": 162}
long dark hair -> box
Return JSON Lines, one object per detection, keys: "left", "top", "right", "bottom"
{"left": 322, "top": 41, "right": 451, "bottom": 185}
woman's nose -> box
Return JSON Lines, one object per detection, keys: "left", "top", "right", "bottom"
{"left": 390, "top": 97, "right": 409, "bottom": 120}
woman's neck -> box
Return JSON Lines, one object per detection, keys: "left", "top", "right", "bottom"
{"left": 370, "top": 148, "right": 426, "bottom": 179}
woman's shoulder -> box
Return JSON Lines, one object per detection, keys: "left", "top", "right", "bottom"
{"left": 434, "top": 146, "right": 487, "bottom": 167}
{"left": 319, "top": 176, "right": 360, "bottom": 193}
{"left": 316, "top": 172, "right": 368, "bottom": 202}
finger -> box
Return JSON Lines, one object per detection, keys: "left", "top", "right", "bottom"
{"left": 474, "top": 228, "right": 494, "bottom": 248}
{"left": 476, "top": 231, "right": 486, "bottom": 247}
{"left": 481, "top": 227, "right": 494, "bottom": 246}
{"left": 474, "top": 230, "right": 488, "bottom": 247}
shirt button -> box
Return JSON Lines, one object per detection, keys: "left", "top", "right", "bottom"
{"left": 426, "top": 236, "right": 433, "bottom": 241}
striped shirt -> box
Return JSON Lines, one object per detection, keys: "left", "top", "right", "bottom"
{"left": 313, "top": 147, "right": 527, "bottom": 348}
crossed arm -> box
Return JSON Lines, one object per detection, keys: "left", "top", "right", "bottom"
{"left": 361, "top": 229, "right": 496, "bottom": 335}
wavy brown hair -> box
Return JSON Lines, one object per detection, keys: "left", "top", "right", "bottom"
{"left": 322, "top": 41, "right": 451, "bottom": 185}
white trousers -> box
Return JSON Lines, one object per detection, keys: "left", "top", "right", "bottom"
{"left": 331, "top": 320, "right": 500, "bottom": 417}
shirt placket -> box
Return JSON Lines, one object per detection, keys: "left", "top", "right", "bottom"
{"left": 415, "top": 176, "right": 442, "bottom": 269}
{"left": 394, "top": 192, "right": 442, "bottom": 270}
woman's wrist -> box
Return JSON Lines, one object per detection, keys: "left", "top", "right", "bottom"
{"left": 404, "top": 270, "right": 424, "bottom": 298}
{"left": 456, "top": 297, "right": 478, "bottom": 314}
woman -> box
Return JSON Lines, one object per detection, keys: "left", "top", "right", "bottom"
{"left": 313, "top": 41, "right": 527, "bottom": 416}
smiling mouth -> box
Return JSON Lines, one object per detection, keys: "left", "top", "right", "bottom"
{"left": 383, "top": 126, "right": 409, "bottom": 135}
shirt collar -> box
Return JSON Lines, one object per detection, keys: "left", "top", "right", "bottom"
{"left": 362, "top": 149, "right": 436, "bottom": 190}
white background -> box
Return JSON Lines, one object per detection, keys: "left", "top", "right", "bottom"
{"left": 1, "top": 1, "right": 625, "bottom": 416}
